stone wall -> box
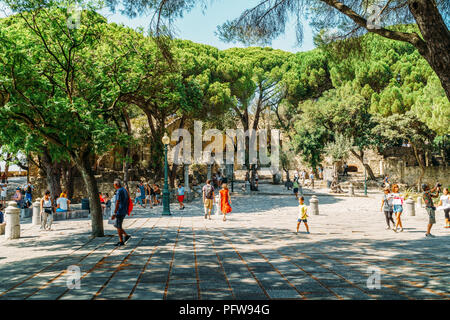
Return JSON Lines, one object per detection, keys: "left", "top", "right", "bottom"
{"left": 384, "top": 162, "right": 450, "bottom": 187}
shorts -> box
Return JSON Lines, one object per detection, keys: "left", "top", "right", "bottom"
{"left": 298, "top": 219, "right": 307, "bottom": 223}
{"left": 445, "top": 208, "right": 450, "bottom": 220}
{"left": 393, "top": 205, "right": 403, "bottom": 213}
{"left": 204, "top": 199, "right": 213, "bottom": 209}
{"left": 426, "top": 207, "right": 436, "bottom": 225}
{"left": 44, "top": 208, "right": 53, "bottom": 214}
{"left": 114, "top": 215, "right": 125, "bottom": 229}
{"left": 178, "top": 195, "right": 184, "bottom": 203}
{"left": 293, "top": 188, "right": 299, "bottom": 194}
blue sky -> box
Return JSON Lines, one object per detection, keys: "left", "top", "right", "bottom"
{"left": 98, "top": 0, "right": 315, "bottom": 53}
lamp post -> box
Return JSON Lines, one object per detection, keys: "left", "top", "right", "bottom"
{"left": 162, "top": 133, "right": 171, "bottom": 216}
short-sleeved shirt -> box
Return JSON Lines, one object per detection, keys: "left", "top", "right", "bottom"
{"left": 116, "top": 187, "right": 129, "bottom": 217}
{"left": 298, "top": 204, "right": 308, "bottom": 220}
{"left": 57, "top": 197, "right": 69, "bottom": 211}
{"left": 202, "top": 184, "right": 215, "bottom": 199}
{"left": 392, "top": 193, "right": 403, "bottom": 206}
{"left": 178, "top": 187, "right": 185, "bottom": 196}
{"left": 293, "top": 181, "right": 299, "bottom": 189}
{"left": 383, "top": 194, "right": 393, "bottom": 211}
{"left": 423, "top": 191, "right": 436, "bottom": 208}
{"left": 439, "top": 195, "right": 449, "bottom": 207}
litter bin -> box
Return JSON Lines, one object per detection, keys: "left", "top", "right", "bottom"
{"left": 81, "top": 198, "right": 90, "bottom": 212}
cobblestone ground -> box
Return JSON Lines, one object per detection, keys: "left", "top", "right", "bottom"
{"left": 0, "top": 186, "right": 449, "bottom": 300}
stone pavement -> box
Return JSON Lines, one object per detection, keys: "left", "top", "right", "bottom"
{"left": 0, "top": 189, "right": 449, "bottom": 300}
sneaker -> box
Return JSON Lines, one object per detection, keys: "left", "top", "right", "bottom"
{"left": 386, "top": 226, "right": 391, "bottom": 230}
{"left": 392, "top": 228, "right": 397, "bottom": 232}
{"left": 306, "top": 231, "right": 310, "bottom": 234}
{"left": 114, "top": 241, "right": 125, "bottom": 247}
{"left": 204, "top": 213, "right": 207, "bottom": 219}
{"left": 400, "top": 228, "right": 404, "bottom": 232}
{"left": 124, "top": 235, "right": 131, "bottom": 243}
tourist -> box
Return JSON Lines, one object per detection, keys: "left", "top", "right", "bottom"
{"left": 0, "top": 183, "right": 6, "bottom": 206}
{"left": 202, "top": 179, "right": 215, "bottom": 220}
{"left": 294, "top": 170, "right": 299, "bottom": 182}
{"left": 13, "top": 187, "right": 23, "bottom": 208}
{"left": 40, "top": 190, "right": 53, "bottom": 231}
{"left": 318, "top": 166, "right": 324, "bottom": 180}
{"left": 422, "top": 183, "right": 441, "bottom": 237}
{"left": 384, "top": 175, "right": 390, "bottom": 189}
{"left": 0, "top": 204, "right": 3, "bottom": 224}
{"left": 381, "top": 188, "right": 394, "bottom": 229}
{"left": 56, "top": 192, "right": 70, "bottom": 213}
{"left": 301, "top": 170, "right": 306, "bottom": 186}
{"left": 144, "top": 183, "right": 153, "bottom": 209}
{"left": 154, "top": 184, "right": 162, "bottom": 205}
{"left": 139, "top": 181, "right": 146, "bottom": 208}
{"left": 24, "top": 183, "right": 33, "bottom": 206}
{"left": 112, "top": 179, "right": 131, "bottom": 247}
{"left": 296, "top": 196, "right": 310, "bottom": 234}
{"left": 438, "top": 187, "right": 450, "bottom": 228}
{"left": 148, "top": 183, "right": 156, "bottom": 207}
{"left": 293, "top": 179, "right": 299, "bottom": 199}
{"left": 219, "top": 183, "right": 232, "bottom": 222}
{"left": 343, "top": 163, "right": 349, "bottom": 176}
{"left": 134, "top": 185, "right": 143, "bottom": 207}
{"left": 391, "top": 184, "right": 404, "bottom": 232}
{"left": 309, "top": 171, "right": 315, "bottom": 189}
{"left": 177, "top": 183, "right": 185, "bottom": 210}
{"left": 99, "top": 192, "right": 106, "bottom": 215}
{"left": 1, "top": 172, "right": 7, "bottom": 184}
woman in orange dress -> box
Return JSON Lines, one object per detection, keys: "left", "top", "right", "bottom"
{"left": 219, "top": 183, "right": 232, "bottom": 221}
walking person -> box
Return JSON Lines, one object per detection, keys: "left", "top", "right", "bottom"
{"left": 177, "top": 183, "right": 185, "bottom": 210}
{"left": 381, "top": 188, "right": 395, "bottom": 229}
{"left": 144, "top": 183, "right": 153, "bottom": 209}
{"left": 391, "top": 184, "right": 404, "bottom": 232}
{"left": 293, "top": 179, "right": 300, "bottom": 200}
{"left": 202, "top": 179, "right": 215, "bottom": 220}
{"left": 111, "top": 179, "right": 131, "bottom": 247}
{"left": 343, "top": 163, "right": 349, "bottom": 176}
{"left": 0, "top": 183, "right": 6, "bottom": 206}
{"left": 438, "top": 187, "right": 450, "bottom": 228}
{"left": 296, "top": 196, "right": 310, "bottom": 234}
{"left": 422, "top": 183, "right": 440, "bottom": 237}
{"left": 13, "top": 187, "right": 23, "bottom": 208}
{"left": 40, "top": 191, "right": 54, "bottom": 231}
{"left": 309, "top": 171, "right": 315, "bottom": 189}
{"left": 138, "top": 181, "right": 146, "bottom": 208}
{"left": 219, "top": 183, "right": 232, "bottom": 222}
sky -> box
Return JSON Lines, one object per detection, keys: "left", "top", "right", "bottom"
{"left": 98, "top": 0, "right": 316, "bottom": 53}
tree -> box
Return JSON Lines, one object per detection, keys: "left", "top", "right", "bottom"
{"left": 372, "top": 111, "right": 435, "bottom": 189}
{"left": 324, "top": 134, "right": 354, "bottom": 176}
{"left": 0, "top": 8, "right": 129, "bottom": 237}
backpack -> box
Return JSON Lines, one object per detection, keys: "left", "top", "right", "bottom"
{"left": 205, "top": 185, "right": 214, "bottom": 199}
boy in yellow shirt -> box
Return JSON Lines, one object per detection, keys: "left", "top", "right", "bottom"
{"left": 296, "top": 196, "right": 310, "bottom": 234}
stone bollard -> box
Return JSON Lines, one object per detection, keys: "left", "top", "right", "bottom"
{"left": 310, "top": 195, "right": 319, "bottom": 215}
{"left": 349, "top": 183, "right": 355, "bottom": 196}
{"left": 32, "top": 199, "right": 41, "bottom": 226}
{"left": 416, "top": 196, "right": 423, "bottom": 209}
{"left": 5, "top": 201, "right": 20, "bottom": 240}
{"left": 405, "top": 198, "right": 415, "bottom": 216}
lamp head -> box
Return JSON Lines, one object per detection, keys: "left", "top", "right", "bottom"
{"left": 162, "top": 133, "right": 170, "bottom": 145}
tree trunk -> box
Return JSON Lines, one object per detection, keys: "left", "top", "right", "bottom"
{"left": 350, "top": 149, "right": 376, "bottom": 180}
{"left": 61, "top": 163, "right": 76, "bottom": 200}
{"left": 408, "top": 0, "right": 450, "bottom": 100}
{"left": 75, "top": 151, "right": 104, "bottom": 238}
{"left": 41, "top": 151, "right": 62, "bottom": 201}
{"left": 410, "top": 142, "right": 426, "bottom": 191}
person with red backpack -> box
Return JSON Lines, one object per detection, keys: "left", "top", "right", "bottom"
{"left": 112, "top": 179, "right": 131, "bottom": 247}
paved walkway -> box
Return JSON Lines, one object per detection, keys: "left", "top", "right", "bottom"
{"left": 0, "top": 190, "right": 449, "bottom": 300}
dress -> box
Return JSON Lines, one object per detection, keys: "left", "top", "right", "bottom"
{"left": 220, "top": 189, "right": 232, "bottom": 214}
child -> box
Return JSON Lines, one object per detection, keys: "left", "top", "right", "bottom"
{"left": 0, "top": 204, "right": 4, "bottom": 224}
{"left": 177, "top": 183, "right": 185, "bottom": 210}
{"left": 381, "top": 188, "right": 395, "bottom": 229}
{"left": 293, "top": 180, "right": 300, "bottom": 199}
{"left": 296, "top": 196, "right": 310, "bottom": 234}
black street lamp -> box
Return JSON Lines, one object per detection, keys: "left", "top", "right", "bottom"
{"left": 162, "top": 133, "right": 171, "bottom": 216}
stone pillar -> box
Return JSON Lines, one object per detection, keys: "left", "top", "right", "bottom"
{"left": 184, "top": 165, "right": 190, "bottom": 193}
{"left": 416, "top": 196, "right": 423, "bottom": 209}
{"left": 32, "top": 199, "right": 41, "bottom": 226}
{"left": 379, "top": 160, "right": 384, "bottom": 176}
{"left": 405, "top": 198, "right": 415, "bottom": 216}
{"left": 207, "top": 164, "right": 212, "bottom": 181}
{"left": 310, "top": 196, "right": 319, "bottom": 215}
{"left": 5, "top": 201, "right": 20, "bottom": 240}
{"left": 349, "top": 183, "right": 355, "bottom": 196}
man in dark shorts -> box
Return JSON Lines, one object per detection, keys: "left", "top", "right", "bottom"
{"left": 422, "top": 183, "right": 440, "bottom": 238}
{"left": 112, "top": 179, "right": 131, "bottom": 246}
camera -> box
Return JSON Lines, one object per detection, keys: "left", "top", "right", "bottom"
{"left": 436, "top": 183, "right": 442, "bottom": 188}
